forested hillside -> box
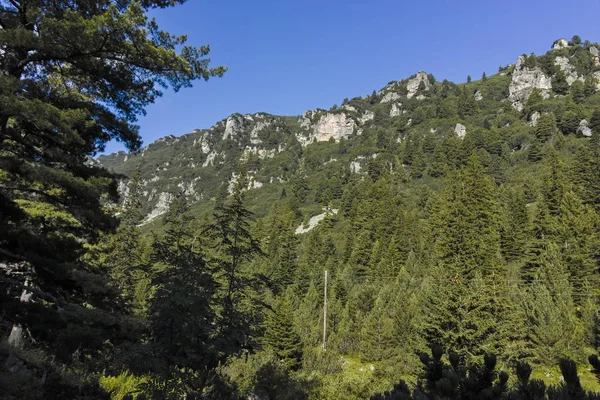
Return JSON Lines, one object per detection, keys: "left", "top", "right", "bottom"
{"left": 3, "top": 1, "right": 600, "bottom": 398}
{"left": 92, "top": 35, "right": 600, "bottom": 398}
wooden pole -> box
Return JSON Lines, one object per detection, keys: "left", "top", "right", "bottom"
{"left": 323, "top": 270, "right": 327, "bottom": 351}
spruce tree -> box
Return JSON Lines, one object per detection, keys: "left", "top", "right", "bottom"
{"left": 535, "top": 114, "right": 558, "bottom": 142}
{"left": 432, "top": 155, "right": 501, "bottom": 277}
{"left": 553, "top": 70, "right": 569, "bottom": 95}
{"left": 500, "top": 188, "right": 530, "bottom": 262}
{"left": 458, "top": 87, "right": 478, "bottom": 118}
{"left": 207, "top": 168, "right": 264, "bottom": 353}
{"left": 0, "top": 0, "right": 224, "bottom": 366}
{"left": 360, "top": 286, "right": 396, "bottom": 361}
{"left": 146, "top": 194, "right": 219, "bottom": 395}
{"left": 263, "top": 296, "right": 303, "bottom": 370}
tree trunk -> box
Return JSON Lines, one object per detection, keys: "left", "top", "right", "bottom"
{"left": 7, "top": 283, "right": 32, "bottom": 348}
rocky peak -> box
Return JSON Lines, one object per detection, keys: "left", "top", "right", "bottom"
{"left": 552, "top": 38, "right": 569, "bottom": 50}
{"left": 508, "top": 55, "right": 552, "bottom": 111}
{"left": 406, "top": 71, "right": 430, "bottom": 99}
{"left": 223, "top": 114, "right": 245, "bottom": 140}
{"left": 554, "top": 56, "right": 581, "bottom": 85}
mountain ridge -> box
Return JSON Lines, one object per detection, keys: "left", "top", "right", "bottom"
{"left": 97, "top": 37, "right": 600, "bottom": 225}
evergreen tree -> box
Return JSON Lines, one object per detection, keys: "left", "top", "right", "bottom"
{"left": 431, "top": 155, "right": 501, "bottom": 277}
{"left": 570, "top": 80, "right": 586, "bottom": 104}
{"left": 500, "top": 188, "right": 530, "bottom": 262}
{"left": 584, "top": 75, "right": 598, "bottom": 98}
{"left": 458, "top": 87, "right": 478, "bottom": 118}
{"left": 84, "top": 167, "right": 149, "bottom": 314}
{"left": 146, "top": 194, "right": 219, "bottom": 395}
{"left": 535, "top": 113, "right": 558, "bottom": 142}
{"left": 361, "top": 286, "right": 395, "bottom": 361}
{"left": 553, "top": 70, "right": 569, "bottom": 95}
{"left": 206, "top": 168, "right": 265, "bottom": 354}
{"left": 0, "top": 0, "right": 224, "bottom": 369}
{"left": 263, "top": 296, "right": 303, "bottom": 370}
{"left": 520, "top": 245, "right": 586, "bottom": 364}
{"left": 590, "top": 109, "right": 600, "bottom": 134}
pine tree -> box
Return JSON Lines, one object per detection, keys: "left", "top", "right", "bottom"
{"left": 584, "top": 75, "right": 598, "bottom": 98}
{"left": 556, "top": 190, "right": 599, "bottom": 287}
{"left": 535, "top": 114, "right": 557, "bottom": 142}
{"left": 146, "top": 194, "right": 220, "bottom": 395}
{"left": 207, "top": 168, "right": 264, "bottom": 353}
{"left": 590, "top": 109, "right": 600, "bottom": 134}
{"left": 263, "top": 296, "right": 303, "bottom": 370}
{"left": 361, "top": 286, "right": 395, "bottom": 361}
{"left": 520, "top": 245, "right": 586, "bottom": 364}
{"left": 295, "top": 281, "right": 322, "bottom": 348}
{"left": 500, "top": 188, "right": 530, "bottom": 262}
{"left": 570, "top": 80, "right": 585, "bottom": 104}
{"left": 84, "top": 167, "right": 149, "bottom": 313}
{"left": 553, "top": 70, "right": 569, "bottom": 95}
{"left": 432, "top": 155, "right": 501, "bottom": 277}
{"left": 458, "top": 87, "right": 478, "bottom": 118}
{"left": 0, "top": 0, "right": 224, "bottom": 367}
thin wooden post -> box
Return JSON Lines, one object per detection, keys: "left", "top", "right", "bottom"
{"left": 323, "top": 270, "right": 327, "bottom": 351}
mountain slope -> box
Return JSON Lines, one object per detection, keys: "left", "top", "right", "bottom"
{"left": 97, "top": 37, "right": 600, "bottom": 226}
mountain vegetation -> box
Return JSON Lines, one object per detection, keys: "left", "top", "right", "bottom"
{"left": 2, "top": 2, "right": 600, "bottom": 398}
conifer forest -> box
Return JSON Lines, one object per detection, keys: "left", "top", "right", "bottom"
{"left": 4, "top": 1, "right": 600, "bottom": 399}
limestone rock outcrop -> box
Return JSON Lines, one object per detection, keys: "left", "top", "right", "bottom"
{"left": 528, "top": 111, "right": 541, "bottom": 127}
{"left": 380, "top": 92, "right": 401, "bottom": 103}
{"left": 223, "top": 115, "right": 244, "bottom": 140}
{"left": 554, "top": 56, "right": 581, "bottom": 85}
{"left": 553, "top": 38, "right": 569, "bottom": 50}
{"left": 406, "top": 72, "right": 430, "bottom": 99}
{"left": 455, "top": 123, "right": 467, "bottom": 139}
{"left": 297, "top": 112, "right": 356, "bottom": 145}
{"left": 359, "top": 110, "right": 374, "bottom": 123}
{"left": 390, "top": 102, "right": 402, "bottom": 117}
{"left": 508, "top": 55, "right": 552, "bottom": 111}
{"left": 578, "top": 119, "right": 592, "bottom": 137}
{"left": 145, "top": 192, "right": 174, "bottom": 222}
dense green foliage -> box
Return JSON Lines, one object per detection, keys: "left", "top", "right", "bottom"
{"left": 372, "top": 346, "right": 600, "bottom": 399}
{"left": 3, "top": 8, "right": 600, "bottom": 398}
{"left": 0, "top": 0, "right": 224, "bottom": 398}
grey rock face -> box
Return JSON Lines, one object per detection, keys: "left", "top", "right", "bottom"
{"left": 296, "top": 112, "right": 356, "bottom": 145}
{"left": 578, "top": 119, "right": 592, "bottom": 137}
{"left": 552, "top": 38, "right": 569, "bottom": 50}
{"left": 359, "top": 110, "right": 374, "bottom": 123}
{"left": 554, "top": 56, "right": 581, "bottom": 85}
{"left": 390, "top": 102, "right": 402, "bottom": 117}
{"left": 406, "top": 72, "right": 430, "bottom": 99}
{"left": 455, "top": 123, "right": 467, "bottom": 139}
{"left": 508, "top": 55, "right": 552, "bottom": 111}
{"left": 528, "top": 111, "right": 541, "bottom": 127}
{"left": 380, "top": 92, "right": 402, "bottom": 103}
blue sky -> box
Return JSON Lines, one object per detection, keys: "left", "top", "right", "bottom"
{"left": 104, "top": 0, "right": 600, "bottom": 154}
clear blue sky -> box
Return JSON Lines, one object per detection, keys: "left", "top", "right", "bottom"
{"left": 103, "top": 0, "right": 600, "bottom": 154}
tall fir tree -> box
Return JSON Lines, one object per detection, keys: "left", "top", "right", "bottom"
{"left": 0, "top": 0, "right": 224, "bottom": 372}
{"left": 263, "top": 296, "right": 303, "bottom": 370}
{"left": 206, "top": 168, "right": 264, "bottom": 354}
